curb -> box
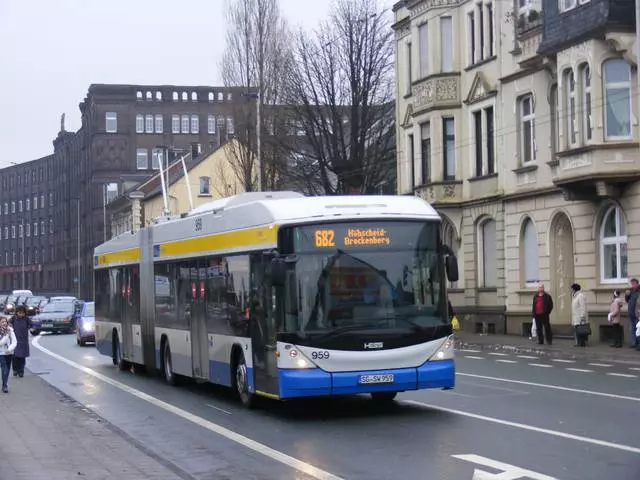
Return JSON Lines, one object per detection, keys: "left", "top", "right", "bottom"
{"left": 454, "top": 338, "right": 640, "bottom": 366}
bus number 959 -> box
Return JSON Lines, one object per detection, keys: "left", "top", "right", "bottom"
{"left": 311, "top": 350, "right": 330, "bottom": 360}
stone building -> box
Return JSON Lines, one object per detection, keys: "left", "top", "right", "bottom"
{"left": 393, "top": 0, "right": 640, "bottom": 342}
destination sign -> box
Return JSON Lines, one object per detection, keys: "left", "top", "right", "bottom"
{"left": 313, "top": 227, "right": 392, "bottom": 248}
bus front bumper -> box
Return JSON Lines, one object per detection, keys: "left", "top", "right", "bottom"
{"left": 278, "top": 359, "right": 454, "bottom": 399}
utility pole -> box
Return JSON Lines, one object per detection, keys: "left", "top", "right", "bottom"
{"left": 256, "top": 91, "right": 262, "bottom": 191}
{"left": 20, "top": 219, "right": 25, "bottom": 290}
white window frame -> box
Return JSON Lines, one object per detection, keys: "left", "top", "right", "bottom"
{"left": 405, "top": 42, "right": 412, "bottom": 95}
{"left": 600, "top": 205, "right": 628, "bottom": 284}
{"left": 26, "top": 198, "right": 30, "bottom": 211}
{"left": 440, "top": 16, "right": 453, "bottom": 73}
{"left": 208, "top": 115, "right": 216, "bottom": 134}
{"left": 145, "top": 114, "right": 154, "bottom": 134}
{"left": 172, "top": 114, "right": 180, "bottom": 134}
{"left": 603, "top": 58, "right": 632, "bottom": 141}
{"left": 11, "top": 225, "right": 15, "bottom": 239}
{"left": 105, "top": 112, "right": 117, "bottom": 133}
{"left": 418, "top": 22, "right": 429, "bottom": 78}
{"left": 26, "top": 223, "right": 30, "bottom": 237}
{"left": 41, "top": 221, "right": 45, "bottom": 236}
{"left": 152, "top": 148, "right": 162, "bottom": 170}
{"left": 33, "top": 196, "right": 37, "bottom": 210}
{"left": 181, "top": 115, "right": 190, "bottom": 134}
{"left": 49, "top": 192, "right": 53, "bottom": 206}
{"left": 199, "top": 176, "right": 211, "bottom": 195}
{"left": 136, "top": 148, "right": 149, "bottom": 170}
{"left": 559, "top": 0, "right": 577, "bottom": 12}
{"left": 581, "top": 64, "right": 592, "bottom": 142}
{"left": 136, "top": 115, "right": 144, "bottom": 133}
{"left": 18, "top": 224, "right": 23, "bottom": 238}
{"left": 443, "top": 117, "right": 456, "bottom": 180}
{"left": 34, "top": 222, "right": 38, "bottom": 237}
{"left": 227, "top": 117, "right": 235, "bottom": 135}
{"left": 467, "top": 11, "right": 476, "bottom": 65}
{"left": 49, "top": 219, "right": 53, "bottom": 234}
{"left": 477, "top": 218, "right": 497, "bottom": 288}
{"left": 155, "top": 114, "right": 163, "bottom": 133}
{"left": 520, "top": 94, "right": 536, "bottom": 164}
{"left": 18, "top": 200, "right": 22, "bottom": 212}
{"left": 191, "top": 115, "right": 199, "bottom": 134}
{"left": 565, "top": 69, "right": 577, "bottom": 147}
{"left": 11, "top": 201, "right": 15, "bottom": 213}
{"left": 40, "top": 195, "right": 44, "bottom": 209}
{"left": 519, "top": 0, "right": 533, "bottom": 12}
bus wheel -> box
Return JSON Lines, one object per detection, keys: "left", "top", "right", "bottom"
{"left": 234, "top": 353, "right": 255, "bottom": 408}
{"left": 162, "top": 341, "right": 177, "bottom": 386}
{"left": 113, "top": 333, "right": 129, "bottom": 371}
{"left": 370, "top": 392, "right": 398, "bottom": 404}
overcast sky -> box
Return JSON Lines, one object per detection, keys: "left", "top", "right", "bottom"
{"left": 0, "top": 0, "right": 343, "bottom": 165}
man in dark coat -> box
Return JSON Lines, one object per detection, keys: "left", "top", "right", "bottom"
{"left": 532, "top": 283, "right": 554, "bottom": 345}
{"left": 9, "top": 305, "right": 30, "bottom": 377}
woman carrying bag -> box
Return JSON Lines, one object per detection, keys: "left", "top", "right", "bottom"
{"left": 0, "top": 317, "right": 17, "bottom": 393}
{"left": 571, "top": 283, "right": 590, "bottom": 347}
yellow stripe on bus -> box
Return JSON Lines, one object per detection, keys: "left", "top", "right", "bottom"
{"left": 96, "top": 248, "right": 141, "bottom": 267}
{"left": 157, "top": 225, "right": 278, "bottom": 258}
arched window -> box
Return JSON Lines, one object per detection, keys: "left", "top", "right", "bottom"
{"left": 580, "top": 64, "right": 592, "bottom": 141}
{"left": 603, "top": 59, "right": 632, "bottom": 140}
{"left": 522, "top": 218, "right": 539, "bottom": 285}
{"left": 441, "top": 218, "right": 458, "bottom": 288}
{"left": 600, "top": 205, "right": 628, "bottom": 282}
{"left": 478, "top": 218, "right": 497, "bottom": 288}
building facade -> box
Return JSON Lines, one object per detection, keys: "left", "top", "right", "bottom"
{"left": 394, "top": 0, "right": 640, "bottom": 341}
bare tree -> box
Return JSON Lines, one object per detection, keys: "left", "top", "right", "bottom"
{"left": 283, "top": 0, "right": 396, "bottom": 195}
{"left": 220, "top": 0, "right": 293, "bottom": 192}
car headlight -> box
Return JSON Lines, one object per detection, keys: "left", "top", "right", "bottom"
{"left": 82, "top": 322, "right": 94, "bottom": 332}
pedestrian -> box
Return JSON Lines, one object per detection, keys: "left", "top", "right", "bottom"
{"left": 571, "top": 283, "right": 589, "bottom": 347}
{"left": 531, "top": 283, "right": 553, "bottom": 345}
{"left": 624, "top": 278, "right": 640, "bottom": 349}
{"left": 608, "top": 289, "right": 624, "bottom": 348}
{"left": 0, "top": 317, "right": 17, "bottom": 393}
{"left": 9, "top": 305, "right": 30, "bottom": 377}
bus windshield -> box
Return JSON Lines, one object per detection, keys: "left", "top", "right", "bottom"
{"left": 283, "top": 221, "right": 446, "bottom": 335}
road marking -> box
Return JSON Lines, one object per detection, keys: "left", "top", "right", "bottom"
{"left": 551, "top": 359, "right": 575, "bottom": 363}
{"left": 31, "top": 337, "right": 344, "bottom": 480}
{"left": 488, "top": 352, "right": 508, "bottom": 357}
{"left": 495, "top": 359, "right": 517, "bottom": 364}
{"left": 464, "top": 356, "right": 485, "bottom": 360}
{"left": 607, "top": 373, "right": 638, "bottom": 379}
{"left": 452, "top": 454, "right": 558, "bottom": 480}
{"left": 629, "top": 367, "right": 640, "bottom": 372}
{"left": 565, "top": 368, "right": 593, "bottom": 373}
{"left": 588, "top": 363, "right": 612, "bottom": 367}
{"left": 517, "top": 355, "right": 538, "bottom": 359}
{"left": 457, "top": 372, "right": 640, "bottom": 403}
{"left": 528, "top": 363, "right": 553, "bottom": 368}
{"left": 459, "top": 349, "right": 482, "bottom": 353}
{"left": 404, "top": 400, "right": 640, "bottom": 455}
{"left": 205, "top": 403, "right": 233, "bottom": 415}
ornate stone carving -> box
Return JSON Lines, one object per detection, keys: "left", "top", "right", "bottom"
{"left": 413, "top": 76, "right": 460, "bottom": 112}
{"left": 409, "top": 0, "right": 458, "bottom": 18}
{"left": 443, "top": 183, "right": 456, "bottom": 198}
{"left": 562, "top": 155, "right": 591, "bottom": 170}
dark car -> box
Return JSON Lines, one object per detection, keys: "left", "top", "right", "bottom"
{"left": 31, "top": 300, "right": 81, "bottom": 335}
{"left": 76, "top": 301, "right": 95, "bottom": 346}
{"left": 25, "top": 296, "right": 48, "bottom": 316}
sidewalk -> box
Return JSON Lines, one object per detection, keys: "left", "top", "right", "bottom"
{"left": 455, "top": 331, "right": 640, "bottom": 366}
{"left": 0, "top": 372, "right": 186, "bottom": 480}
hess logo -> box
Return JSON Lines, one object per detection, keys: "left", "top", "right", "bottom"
{"left": 363, "top": 342, "right": 383, "bottom": 350}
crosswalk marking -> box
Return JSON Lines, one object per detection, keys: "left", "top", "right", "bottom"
{"left": 551, "top": 359, "right": 575, "bottom": 363}
{"left": 588, "top": 363, "right": 612, "bottom": 367}
{"left": 629, "top": 367, "right": 640, "bottom": 372}
{"left": 565, "top": 368, "right": 593, "bottom": 373}
{"left": 607, "top": 372, "right": 638, "bottom": 378}
{"left": 495, "top": 359, "right": 518, "bottom": 364}
{"left": 464, "top": 356, "right": 485, "bottom": 360}
{"left": 529, "top": 363, "right": 553, "bottom": 368}
{"left": 488, "top": 352, "right": 508, "bottom": 356}
{"left": 459, "top": 349, "right": 482, "bottom": 353}
{"left": 517, "top": 355, "right": 537, "bottom": 359}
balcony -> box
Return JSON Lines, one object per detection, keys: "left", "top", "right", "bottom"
{"left": 415, "top": 180, "right": 463, "bottom": 205}
{"left": 411, "top": 73, "right": 461, "bottom": 115}
{"left": 551, "top": 144, "right": 640, "bottom": 200}
{"left": 511, "top": 10, "right": 543, "bottom": 68}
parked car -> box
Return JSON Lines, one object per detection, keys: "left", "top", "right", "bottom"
{"left": 25, "top": 296, "right": 48, "bottom": 316}
{"left": 76, "top": 301, "right": 95, "bottom": 346}
{"left": 3, "top": 295, "right": 19, "bottom": 315}
{"left": 12, "top": 289, "right": 33, "bottom": 297}
{"left": 30, "top": 299, "right": 82, "bottom": 335}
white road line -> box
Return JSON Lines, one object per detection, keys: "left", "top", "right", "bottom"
{"left": 463, "top": 356, "right": 485, "bottom": 360}
{"left": 551, "top": 359, "right": 575, "bottom": 364}
{"left": 459, "top": 349, "right": 482, "bottom": 353}
{"left": 588, "top": 363, "right": 612, "bottom": 368}
{"left": 528, "top": 363, "right": 553, "bottom": 368}
{"left": 517, "top": 355, "right": 538, "bottom": 359}
{"left": 495, "top": 359, "right": 518, "bottom": 364}
{"left": 488, "top": 352, "right": 509, "bottom": 357}
{"left": 205, "top": 404, "right": 233, "bottom": 415}
{"left": 565, "top": 368, "right": 593, "bottom": 373}
{"left": 457, "top": 373, "right": 640, "bottom": 403}
{"left": 403, "top": 400, "right": 640, "bottom": 455}
{"left": 629, "top": 368, "right": 640, "bottom": 372}
{"left": 31, "top": 337, "right": 344, "bottom": 480}
{"left": 607, "top": 373, "right": 638, "bottom": 379}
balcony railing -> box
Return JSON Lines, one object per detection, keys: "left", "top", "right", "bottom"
{"left": 412, "top": 73, "right": 461, "bottom": 115}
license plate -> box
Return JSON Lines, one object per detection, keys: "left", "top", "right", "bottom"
{"left": 42, "top": 323, "right": 53, "bottom": 328}
{"left": 358, "top": 374, "right": 394, "bottom": 385}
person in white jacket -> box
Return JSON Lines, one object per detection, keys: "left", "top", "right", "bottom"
{"left": 0, "top": 317, "right": 17, "bottom": 393}
{"left": 571, "top": 283, "right": 589, "bottom": 347}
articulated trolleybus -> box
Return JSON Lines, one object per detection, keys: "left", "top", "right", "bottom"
{"left": 94, "top": 192, "right": 459, "bottom": 407}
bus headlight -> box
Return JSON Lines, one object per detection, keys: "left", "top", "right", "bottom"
{"left": 282, "top": 347, "right": 315, "bottom": 369}
{"left": 433, "top": 335, "right": 455, "bottom": 361}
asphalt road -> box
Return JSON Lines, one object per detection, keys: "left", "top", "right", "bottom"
{"left": 26, "top": 333, "right": 640, "bottom": 480}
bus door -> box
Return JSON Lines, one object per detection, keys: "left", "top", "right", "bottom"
{"left": 250, "top": 255, "right": 279, "bottom": 397}
{"left": 190, "top": 263, "right": 209, "bottom": 380}
{"left": 121, "top": 267, "right": 136, "bottom": 362}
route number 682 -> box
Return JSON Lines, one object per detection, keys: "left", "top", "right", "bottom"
{"left": 311, "top": 350, "right": 330, "bottom": 360}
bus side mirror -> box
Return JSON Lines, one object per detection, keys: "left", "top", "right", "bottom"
{"left": 445, "top": 255, "right": 459, "bottom": 283}
{"left": 271, "top": 258, "right": 287, "bottom": 286}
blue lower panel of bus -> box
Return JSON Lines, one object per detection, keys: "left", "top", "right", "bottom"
{"left": 97, "top": 338, "right": 113, "bottom": 358}
{"left": 278, "top": 359, "right": 454, "bottom": 399}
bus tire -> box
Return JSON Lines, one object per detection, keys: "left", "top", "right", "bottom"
{"left": 162, "top": 340, "right": 178, "bottom": 386}
{"left": 113, "top": 332, "right": 129, "bottom": 371}
{"left": 370, "top": 392, "right": 398, "bottom": 404}
{"left": 233, "top": 352, "right": 255, "bottom": 408}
